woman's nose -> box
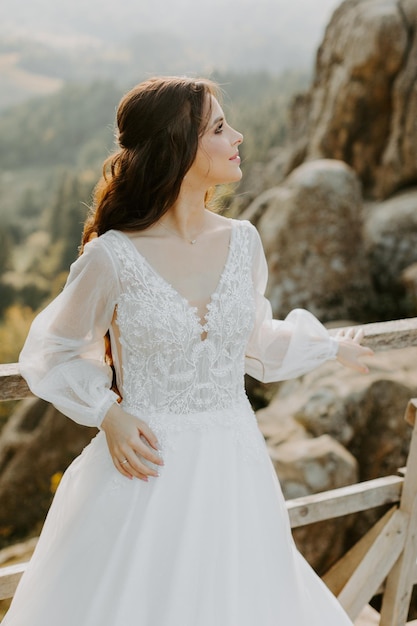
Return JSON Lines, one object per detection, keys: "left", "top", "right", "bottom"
{"left": 233, "top": 131, "right": 243, "bottom": 145}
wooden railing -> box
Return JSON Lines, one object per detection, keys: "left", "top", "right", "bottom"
{"left": 1, "top": 317, "right": 417, "bottom": 625}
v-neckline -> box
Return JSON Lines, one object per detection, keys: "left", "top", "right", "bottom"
{"left": 113, "top": 221, "right": 236, "bottom": 337}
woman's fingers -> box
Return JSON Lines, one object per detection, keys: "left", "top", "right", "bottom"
{"left": 353, "top": 327, "right": 364, "bottom": 342}
{"left": 134, "top": 433, "right": 164, "bottom": 466}
{"left": 113, "top": 423, "right": 164, "bottom": 480}
{"left": 112, "top": 440, "right": 162, "bottom": 480}
{"left": 118, "top": 450, "right": 159, "bottom": 480}
{"left": 102, "top": 405, "right": 164, "bottom": 481}
{"left": 139, "top": 421, "right": 160, "bottom": 451}
{"left": 335, "top": 326, "right": 364, "bottom": 342}
{"left": 114, "top": 456, "right": 150, "bottom": 481}
{"left": 360, "top": 345, "right": 374, "bottom": 357}
{"left": 337, "top": 326, "right": 374, "bottom": 351}
{"left": 113, "top": 446, "right": 159, "bottom": 480}
{"left": 336, "top": 339, "right": 374, "bottom": 374}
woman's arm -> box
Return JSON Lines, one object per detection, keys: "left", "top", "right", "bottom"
{"left": 244, "top": 223, "right": 372, "bottom": 382}
{"left": 19, "top": 236, "right": 164, "bottom": 480}
{"left": 19, "top": 238, "right": 121, "bottom": 428}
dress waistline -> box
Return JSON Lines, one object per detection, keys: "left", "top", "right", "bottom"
{"left": 120, "top": 398, "right": 262, "bottom": 460}
{"left": 121, "top": 397, "right": 254, "bottom": 428}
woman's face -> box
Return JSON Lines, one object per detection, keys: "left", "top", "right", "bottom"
{"left": 186, "top": 96, "right": 243, "bottom": 188}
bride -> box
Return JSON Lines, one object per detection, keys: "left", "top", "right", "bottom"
{"left": 3, "top": 76, "right": 372, "bottom": 625}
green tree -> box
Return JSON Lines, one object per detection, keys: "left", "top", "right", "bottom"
{"left": 0, "top": 81, "right": 120, "bottom": 169}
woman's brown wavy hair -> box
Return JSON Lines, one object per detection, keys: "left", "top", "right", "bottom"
{"left": 82, "top": 76, "right": 220, "bottom": 247}
{"left": 82, "top": 76, "right": 220, "bottom": 397}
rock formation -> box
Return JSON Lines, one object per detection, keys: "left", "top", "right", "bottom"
{"left": 288, "top": 0, "right": 417, "bottom": 200}
{"left": 257, "top": 347, "right": 417, "bottom": 569}
{"left": 259, "top": 350, "right": 417, "bottom": 482}
{"left": 363, "top": 189, "right": 417, "bottom": 319}
{"left": 243, "top": 159, "right": 375, "bottom": 321}
{"left": 234, "top": 0, "right": 417, "bottom": 209}
{"left": 240, "top": 0, "right": 417, "bottom": 323}
{"left": 0, "top": 398, "right": 96, "bottom": 547}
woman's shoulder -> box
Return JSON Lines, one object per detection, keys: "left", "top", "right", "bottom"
{"left": 229, "top": 217, "right": 261, "bottom": 247}
{"left": 209, "top": 212, "right": 258, "bottom": 235}
{"left": 85, "top": 230, "right": 127, "bottom": 256}
{"left": 208, "top": 215, "right": 260, "bottom": 256}
{"left": 78, "top": 230, "right": 124, "bottom": 276}
{"left": 233, "top": 217, "right": 258, "bottom": 234}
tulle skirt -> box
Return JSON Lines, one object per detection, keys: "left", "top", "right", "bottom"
{"left": 2, "top": 400, "right": 352, "bottom": 625}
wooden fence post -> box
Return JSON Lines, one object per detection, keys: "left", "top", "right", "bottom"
{"left": 379, "top": 399, "right": 417, "bottom": 626}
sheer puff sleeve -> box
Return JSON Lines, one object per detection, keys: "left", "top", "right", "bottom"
{"left": 244, "top": 223, "right": 339, "bottom": 383}
{"left": 18, "top": 237, "right": 120, "bottom": 428}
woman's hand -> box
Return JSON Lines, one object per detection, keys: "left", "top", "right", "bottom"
{"left": 101, "top": 403, "right": 164, "bottom": 480}
{"left": 335, "top": 327, "right": 374, "bottom": 374}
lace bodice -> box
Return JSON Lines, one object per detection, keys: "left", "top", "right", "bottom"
{"left": 19, "top": 218, "right": 339, "bottom": 428}
{"left": 105, "top": 223, "right": 254, "bottom": 415}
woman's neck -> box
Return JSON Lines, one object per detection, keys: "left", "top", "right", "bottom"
{"left": 162, "top": 185, "right": 208, "bottom": 239}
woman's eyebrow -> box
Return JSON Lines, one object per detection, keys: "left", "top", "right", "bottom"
{"left": 210, "top": 115, "right": 224, "bottom": 128}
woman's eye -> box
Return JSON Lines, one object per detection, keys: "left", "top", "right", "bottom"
{"left": 215, "top": 123, "right": 224, "bottom": 134}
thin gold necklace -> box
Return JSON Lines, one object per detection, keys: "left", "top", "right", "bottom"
{"left": 158, "top": 220, "right": 205, "bottom": 245}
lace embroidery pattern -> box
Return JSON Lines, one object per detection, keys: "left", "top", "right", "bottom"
{"left": 102, "top": 221, "right": 256, "bottom": 417}
{"left": 121, "top": 400, "right": 265, "bottom": 463}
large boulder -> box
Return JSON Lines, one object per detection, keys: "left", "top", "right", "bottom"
{"left": 287, "top": 0, "right": 417, "bottom": 199}
{"left": 269, "top": 434, "right": 358, "bottom": 499}
{"left": 248, "top": 159, "right": 374, "bottom": 321}
{"left": 269, "top": 434, "right": 358, "bottom": 573}
{"left": 363, "top": 188, "right": 417, "bottom": 319}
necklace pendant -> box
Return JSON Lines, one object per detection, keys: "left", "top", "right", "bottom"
{"left": 190, "top": 239, "right": 197, "bottom": 245}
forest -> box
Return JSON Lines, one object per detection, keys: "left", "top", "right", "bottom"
{"left": 0, "top": 68, "right": 308, "bottom": 425}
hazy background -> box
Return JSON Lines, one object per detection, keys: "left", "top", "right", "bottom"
{"left": 0, "top": 0, "right": 341, "bottom": 107}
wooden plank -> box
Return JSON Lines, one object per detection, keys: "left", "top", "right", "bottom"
{"left": 0, "top": 563, "right": 26, "bottom": 601}
{"left": 323, "top": 507, "right": 397, "bottom": 596}
{"left": 0, "top": 363, "right": 32, "bottom": 401}
{"left": 329, "top": 317, "right": 417, "bottom": 351}
{"left": 287, "top": 475, "right": 403, "bottom": 528}
{"left": 355, "top": 605, "right": 380, "bottom": 626}
{"left": 0, "top": 321, "right": 414, "bottom": 401}
{"left": 380, "top": 415, "right": 417, "bottom": 626}
{"left": 0, "top": 317, "right": 415, "bottom": 402}
{"left": 363, "top": 318, "right": 417, "bottom": 351}
{"left": 338, "top": 509, "right": 408, "bottom": 621}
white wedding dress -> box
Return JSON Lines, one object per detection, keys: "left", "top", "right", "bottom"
{"left": 3, "top": 219, "right": 353, "bottom": 625}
